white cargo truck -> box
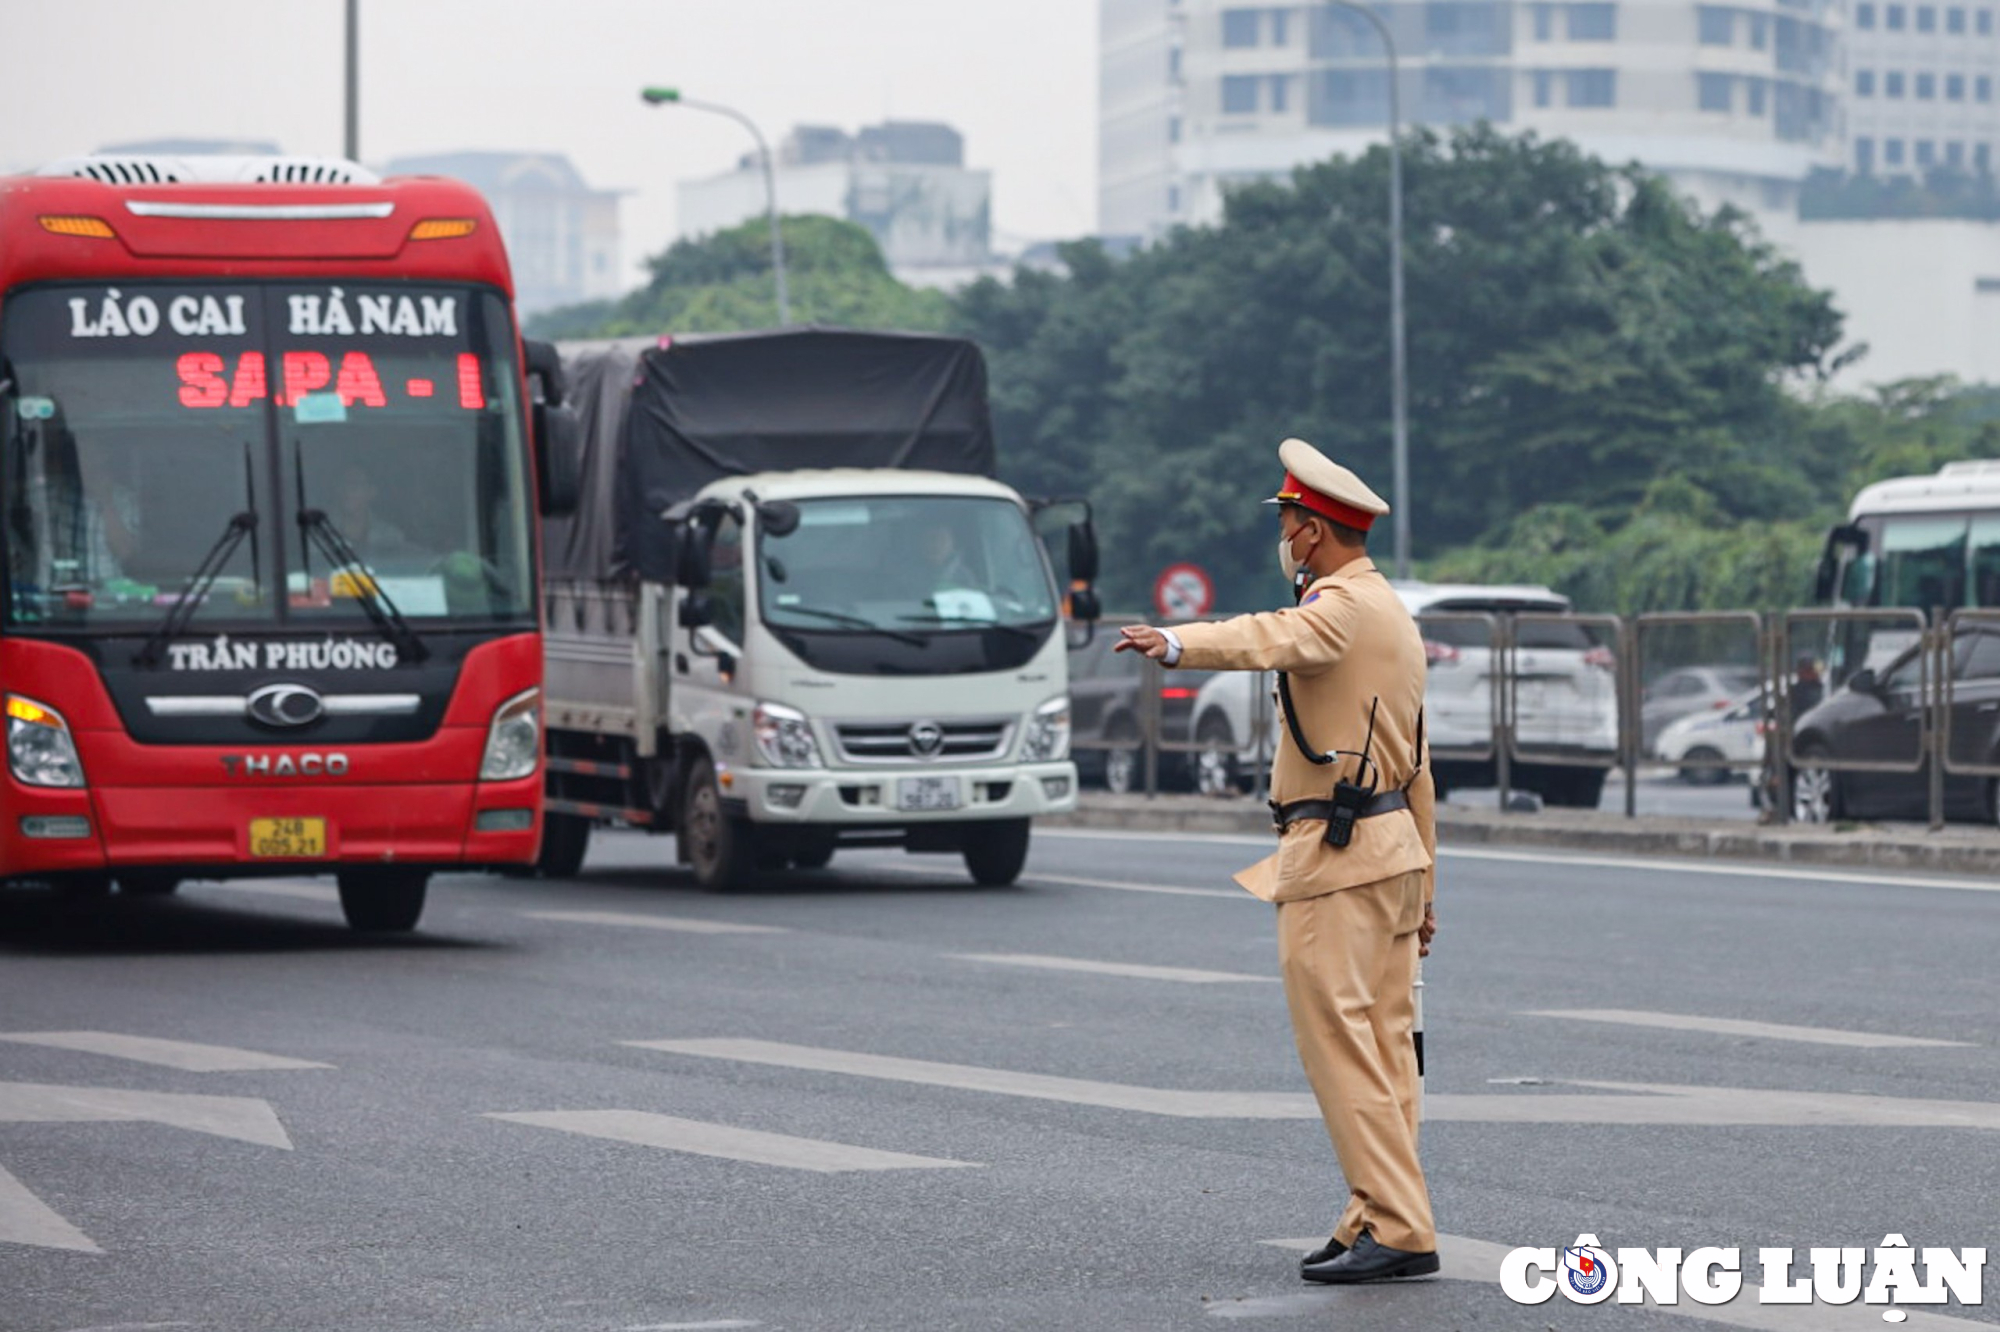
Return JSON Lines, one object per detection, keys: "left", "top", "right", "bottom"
{"left": 536, "top": 329, "right": 1099, "bottom": 888}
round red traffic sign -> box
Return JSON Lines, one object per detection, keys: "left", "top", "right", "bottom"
{"left": 1153, "top": 562, "right": 1214, "bottom": 620}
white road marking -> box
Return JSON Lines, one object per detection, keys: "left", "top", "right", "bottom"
{"left": 1037, "top": 826, "right": 2000, "bottom": 894}
{"left": 1438, "top": 845, "right": 2000, "bottom": 895}
{"left": 623, "top": 1322, "right": 761, "bottom": 1331}
{"left": 630, "top": 1039, "right": 2000, "bottom": 1129}
{"left": 0, "top": 1082, "right": 293, "bottom": 1148}
{"left": 1252, "top": 1235, "right": 1985, "bottom": 1329}
{"left": 953, "top": 953, "right": 1274, "bottom": 984}
{"left": 0, "top": 1031, "right": 333, "bottom": 1071}
{"left": 194, "top": 879, "right": 337, "bottom": 903}
{"left": 839, "top": 856, "right": 1249, "bottom": 899}
{"left": 0, "top": 1161, "right": 100, "bottom": 1253}
{"left": 484, "top": 1110, "right": 978, "bottom": 1173}
{"left": 1525, "top": 1009, "right": 1971, "bottom": 1049}
{"left": 521, "top": 910, "right": 787, "bottom": 935}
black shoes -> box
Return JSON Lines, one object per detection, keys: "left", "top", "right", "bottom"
{"left": 1300, "top": 1232, "right": 1441, "bottom": 1284}
{"left": 1298, "top": 1234, "right": 1348, "bottom": 1271}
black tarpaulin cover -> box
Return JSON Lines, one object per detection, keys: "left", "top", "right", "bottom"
{"left": 545, "top": 328, "right": 996, "bottom": 582}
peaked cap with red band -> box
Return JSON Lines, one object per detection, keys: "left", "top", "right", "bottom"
{"left": 1261, "top": 437, "right": 1390, "bottom": 531}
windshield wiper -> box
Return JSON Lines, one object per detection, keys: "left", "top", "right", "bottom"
{"left": 898, "top": 611, "right": 1044, "bottom": 641}
{"left": 135, "top": 509, "right": 258, "bottom": 668}
{"left": 294, "top": 440, "right": 428, "bottom": 663}
{"left": 773, "top": 605, "right": 926, "bottom": 647}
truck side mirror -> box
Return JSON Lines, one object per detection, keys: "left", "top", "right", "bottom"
{"left": 757, "top": 499, "right": 800, "bottom": 537}
{"left": 677, "top": 524, "right": 714, "bottom": 589}
{"left": 1068, "top": 521, "right": 1099, "bottom": 584}
{"left": 533, "top": 401, "right": 581, "bottom": 518}
{"left": 1068, "top": 585, "right": 1101, "bottom": 623}
{"left": 680, "top": 591, "right": 712, "bottom": 629}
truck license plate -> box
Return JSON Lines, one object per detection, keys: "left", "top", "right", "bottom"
{"left": 896, "top": 776, "right": 962, "bottom": 812}
{"left": 249, "top": 817, "right": 328, "bottom": 858}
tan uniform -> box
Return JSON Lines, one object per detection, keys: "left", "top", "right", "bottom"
{"left": 1171, "top": 556, "right": 1437, "bottom": 1253}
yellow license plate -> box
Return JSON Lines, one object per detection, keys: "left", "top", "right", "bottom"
{"left": 249, "top": 817, "right": 328, "bottom": 858}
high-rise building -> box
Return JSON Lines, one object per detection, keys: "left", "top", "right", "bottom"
{"left": 676, "top": 120, "right": 993, "bottom": 283}
{"left": 1100, "top": 0, "right": 1846, "bottom": 237}
{"left": 384, "top": 152, "right": 624, "bottom": 317}
{"left": 1844, "top": 0, "right": 2000, "bottom": 176}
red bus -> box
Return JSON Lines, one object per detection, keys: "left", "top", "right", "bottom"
{"left": 0, "top": 153, "right": 575, "bottom": 931}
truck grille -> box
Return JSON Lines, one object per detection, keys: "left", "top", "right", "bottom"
{"left": 832, "top": 718, "right": 1014, "bottom": 764}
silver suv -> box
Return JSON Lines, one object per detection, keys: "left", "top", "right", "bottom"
{"left": 1186, "top": 581, "right": 1618, "bottom": 806}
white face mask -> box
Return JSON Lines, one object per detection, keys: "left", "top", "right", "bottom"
{"left": 1277, "top": 525, "right": 1311, "bottom": 584}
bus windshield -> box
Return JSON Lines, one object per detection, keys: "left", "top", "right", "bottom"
{"left": 1839, "top": 511, "right": 2000, "bottom": 610}
{"left": 2, "top": 281, "right": 534, "bottom": 633}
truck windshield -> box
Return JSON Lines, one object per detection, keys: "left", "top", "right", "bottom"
{"left": 759, "top": 494, "right": 1058, "bottom": 635}
{"left": 2, "top": 281, "right": 534, "bottom": 633}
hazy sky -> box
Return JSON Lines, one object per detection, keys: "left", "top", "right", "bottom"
{"left": 4, "top": 0, "right": 1099, "bottom": 286}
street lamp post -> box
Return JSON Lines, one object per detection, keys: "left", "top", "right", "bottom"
{"left": 1321, "top": 2, "right": 1409, "bottom": 578}
{"left": 640, "top": 87, "right": 791, "bottom": 326}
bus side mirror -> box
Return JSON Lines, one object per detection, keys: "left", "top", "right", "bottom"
{"left": 1068, "top": 521, "right": 1099, "bottom": 584}
{"left": 533, "top": 402, "right": 581, "bottom": 518}
{"left": 523, "top": 339, "right": 566, "bottom": 407}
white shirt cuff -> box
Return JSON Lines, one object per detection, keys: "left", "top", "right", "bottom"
{"left": 1159, "top": 627, "right": 1184, "bottom": 667}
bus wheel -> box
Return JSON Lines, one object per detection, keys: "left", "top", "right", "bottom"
{"left": 337, "top": 869, "right": 429, "bottom": 932}
{"left": 537, "top": 813, "right": 591, "bottom": 879}
{"left": 682, "top": 756, "right": 750, "bottom": 891}
{"left": 963, "top": 818, "right": 1031, "bottom": 887}
{"left": 117, "top": 873, "right": 181, "bottom": 897}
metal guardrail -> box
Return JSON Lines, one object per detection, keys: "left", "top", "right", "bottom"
{"left": 1072, "top": 603, "right": 2000, "bottom": 832}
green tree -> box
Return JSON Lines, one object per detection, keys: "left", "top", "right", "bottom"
{"left": 527, "top": 215, "right": 951, "bottom": 339}
{"left": 954, "top": 125, "right": 1852, "bottom": 614}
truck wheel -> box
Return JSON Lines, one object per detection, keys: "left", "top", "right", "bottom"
{"left": 682, "top": 755, "right": 751, "bottom": 890}
{"left": 337, "top": 869, "right": 429, "bottom": 932}
{"left": 962, "top": 818, "right": 1031, "bottom": 887}
{"left": 117, "top": 873, "right": 181, "bottom": 897}
{"left": 536, "top": 812, "right": 591, "bottom": 879}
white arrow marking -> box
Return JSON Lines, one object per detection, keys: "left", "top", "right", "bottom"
{"left": 484, "top": 1110, "right": 979, "bottom": 1172}
{"left": 0, "top": 1083, "right": 292, "bottom": 1148}
{"left": 0, "top": 1031, "right": 333, "bottom": 1071}
{"left": 0, "top": 1162, "right": 100, "bottom": 1253}
{"left": 520, "top": 910, "right": 786, "bottom": 935}
{"left": 630, "top": 1040, "right": 2000, "bottom": 1129}
{"left": 1524, "top": 1010, "right": 1970, "bottom": 1049}
{"left": 1250, "top": 1236, "right": 1986, "bottom": 1329}
{"left": 953, "top": 953, "right": 1275, "bottom": 984}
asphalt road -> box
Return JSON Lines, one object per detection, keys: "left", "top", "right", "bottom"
{"left": 3, "top": 826, "right": 1997, "bottom": 1332}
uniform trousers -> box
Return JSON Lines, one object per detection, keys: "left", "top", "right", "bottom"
{"left": 1275, "top": 868, "right": 1435, "bottom": 1253}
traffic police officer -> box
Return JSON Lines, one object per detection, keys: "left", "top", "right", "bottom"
{"left": 1117, "top": 437, "right": 1439, "bottom": 1284}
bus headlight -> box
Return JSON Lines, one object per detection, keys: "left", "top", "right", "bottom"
{"left": 480, "top": 688, "right": 541, "bottom": 781}
{"left": 753, "top": 701, "right": 823, "bottom": 768}
{"left": 7, "top": 695, "right": 85, "bottom": 788}
{"left": 1021, "top": 696, "right": 1071, "bottom": 762}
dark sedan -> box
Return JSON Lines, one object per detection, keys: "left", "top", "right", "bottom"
{"left": 1068, "top": 629, "right": 1215, "bottom": 794}
{"left": 1791, "top": 625, "right": 2000, "bottom": 824}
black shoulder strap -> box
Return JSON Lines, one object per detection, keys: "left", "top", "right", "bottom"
{"left": 1275, "top": 671, "right": 1337, "bottom": 767}
{"left": 1402, "top": 707, "right": 1425, "bottom": 793}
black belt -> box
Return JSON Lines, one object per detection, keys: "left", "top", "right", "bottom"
{"left": 1269, "top": 790, "right": 1410, "bottom": 832}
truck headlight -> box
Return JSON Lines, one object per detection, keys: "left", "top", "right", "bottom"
{"left": 480, "top": 688, "right": 541, "bottom": 781}
{"left": 1021, "top": 696, "right": 1071, "bottom": 762}
{"left": 753, "top": 701, "right": 823, "bottom": 768}
{"left": 7, "top": 695, "right": 85, "bottom": 788}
